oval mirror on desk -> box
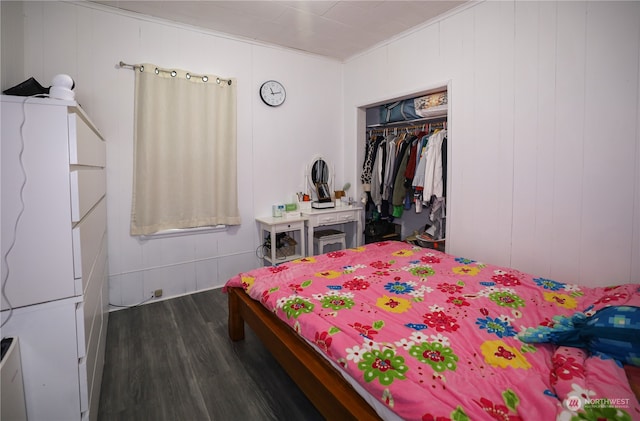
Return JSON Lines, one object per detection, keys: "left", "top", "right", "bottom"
{"left": 311, "top": 158, "right": 329, "bottom": 184}
{"left": 307, "top": 156, "right": 333, "bottom": 202}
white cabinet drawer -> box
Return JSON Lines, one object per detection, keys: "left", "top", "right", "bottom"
{"left": 75, "top": 302, "right": 87, "bottom": 359}
{"left": 336, "top": 210, "right": 357, "bottom": 222}
{"left": 273, "top": 220, "right": 305, "bottom": 232}
{"left": 308, "top": 210, "right": 357, "bottom": 226}
{"left": 68, "top": 113, "right": 105, "bottom": 167}
{"left": 70, "top": 168, "right": 106, "bottom": 223}
{"left": 72, "top": 197, "right": 107, "bottom": 291}
{"left": 77, "top": 237, "right": 106, "bottom": 354}
{"left": 78, "top": 357, "right": 89, "bottom": 412}
{"left": 76, "top": 238, "right": 106, "bottom": 417}
{"left": 321, "top": 214, "right": 339, "bottom": 224}
{"left": 313, "top": 214, "right": 338, "bottom": 225}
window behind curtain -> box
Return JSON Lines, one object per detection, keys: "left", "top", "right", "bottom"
{"left": 130, "top": 63, "right": 240, "bottom": 236}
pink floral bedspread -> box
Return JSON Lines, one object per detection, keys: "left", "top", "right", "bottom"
{"left": 225, "top": 241, "right": 640, "bottom": 420}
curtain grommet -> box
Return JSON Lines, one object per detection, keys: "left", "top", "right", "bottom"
{"left": 186, "top": 73, "right": 191, "bottom": 79}
{"left": 154, "top": 68, "right": 159, "bottom": 74}
{"left": 202, "top": 75, "right": 208, "bottom": 82}
{"left": 139, "top": 65, "right": 144, "bottom": 72}
{"left": 171, "top": 70, "right": 177, "bottom": 77}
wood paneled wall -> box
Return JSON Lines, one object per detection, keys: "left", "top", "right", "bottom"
{"left": 344, "top": 1, "right": 640, "bottom": 287}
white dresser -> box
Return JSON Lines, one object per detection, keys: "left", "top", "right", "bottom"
{"left": 301, "top": 206, "right": 364, "bottom": 255}
{"left": 1, "top": 95, "right": 108, "bottom": 421}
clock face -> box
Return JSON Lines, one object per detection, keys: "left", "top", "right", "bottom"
{"left": 260, "top": 80, "right": 286, "bottom": 107}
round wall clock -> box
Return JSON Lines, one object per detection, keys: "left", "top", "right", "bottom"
{"left": 260, "top": 80, "right": 286, "bottom": 107}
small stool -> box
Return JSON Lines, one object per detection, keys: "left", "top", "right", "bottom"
{"left": 313, "top": 229, "right": 346, "bottom": 255}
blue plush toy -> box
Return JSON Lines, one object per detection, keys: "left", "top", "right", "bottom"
{"left": 519, "top": 306, "right": 640, "bottom": 366}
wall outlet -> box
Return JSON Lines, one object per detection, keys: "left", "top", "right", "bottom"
{"left": 153, "top": 289, "right": 163, "bottom": 298}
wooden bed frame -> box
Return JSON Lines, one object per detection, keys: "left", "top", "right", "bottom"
{"left": 228, "top": 283, "right": 640, "bottom": 418}
{"left": 227, "top": 286, "right": 382, "bottom": 420}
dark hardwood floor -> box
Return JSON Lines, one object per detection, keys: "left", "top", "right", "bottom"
{"left": 98, "top": 288, "right": 324, "bottom": 421}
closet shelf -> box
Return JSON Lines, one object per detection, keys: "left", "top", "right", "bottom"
{"left": 366, "top": 107, "right": 447, "bottom": 129}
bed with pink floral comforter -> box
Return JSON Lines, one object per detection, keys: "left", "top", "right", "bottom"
{"left": 225, "top": 241, "right": 640, "bottom": 420}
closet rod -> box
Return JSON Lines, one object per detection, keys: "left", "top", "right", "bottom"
{"left": 367, "top": 120, "right": 447, "bottom": 135}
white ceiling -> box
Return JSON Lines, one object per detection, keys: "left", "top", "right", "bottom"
{"left": 92, "top": 1, "right": 468, "bottom": 61}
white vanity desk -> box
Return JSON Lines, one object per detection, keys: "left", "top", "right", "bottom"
{"left": 300, "top": 154, "right": 363, "bottom": 255}
{"left": 301, "top": 205, "right": 363, "bottom": 255}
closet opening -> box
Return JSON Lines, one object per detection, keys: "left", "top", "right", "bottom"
{"left": 356, "top": 82, "right": 451, "bottom": 252}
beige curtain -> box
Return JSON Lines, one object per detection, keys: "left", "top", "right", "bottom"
{"left": 131, "top": 63, "right": 240, "bottom": 235}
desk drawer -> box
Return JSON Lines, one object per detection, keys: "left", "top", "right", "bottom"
{"left": 336, "top": 211, "right": 357, "bottom": 222}
{"left": 274, "top": 220, "right": 305, "bottom": 232}
{"left": 314, "top": 214, "right": 338, "bottom": 225}
{"left": 307, "top": 209, "right": 359, "bottom": 226}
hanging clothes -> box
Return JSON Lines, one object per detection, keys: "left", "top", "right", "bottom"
{"left": 401, "top": 135, "right": 421, "bottom": 211}
{"left": 391, "top": 135, "right": 417, "bottom": 218}
{"left": 370, "top": 138, "right": 386, "bottom": 209}
{"left": 362, "top": 118, "right": 447, "bottom": 223}
{"left": 424, "top": 196, "right": 446, "bottom": 240}
{"left": 361, "top": 134, "right": 384, "bottom": 192}
{"left": 382, "top": 133, "right": 400, "bottom": 201}
{"left": 411, "top": 133, "right": 430, "bottom": 209}
{"left": 422, "top": 129, "right": 447, "bottom": 199}
{"left": 404, "top": 131, "right": 425, "bottom": 184}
